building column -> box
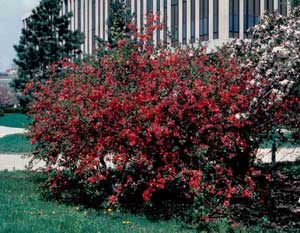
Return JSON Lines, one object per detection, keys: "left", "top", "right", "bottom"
{"left": 85, "top": 0, "right": 89, "bottom": 53}
{"left": 209, "top": 0, "right": 214, "bottom": 41}
{"left": 100, "top": 0, "right": 104, "bottom": 39}
{"left": 239, "top": 0, "right": 244, "bottom": 39}
{"left": 186, "top": 0, "right": 191, "bottom": 43}
{"left": 195, "top": 0, "right": 200, "bottom": 43}
{"left": 68, "top": 0, "right": 72, "bottom": 30}
{"left": 260, "top": 0, "right": 265, "bottom": 18}
{"left": 274, "top": 0, "right": 279, "bottom": 10}
{"left": 62, "top": 0, "right": 66, "bottom": 16}
{"left": 131, "top": 0, "right": 135, "bottom": 15}
{"left": 81, "top": 0, "right": 85, "bottom": 53}
{"left": 219, "top": 0, "right": 229, "bottom": 42}
{"left": 287, "top": 0, "right": 291, "bottom": 15}
{"left": 104, "top": 0, "right": 109, "bottom": 41}
{"left": 178, "top": 0, "right": 183, "bottom": 44}
{"left": 89, "top": 0, "right": 93, "bottom": 54}
{"left": 74, "top": 0, "right": 78, "bottom": 31}
{"left": 96, "top": 0, "right": 99, "bottom": 36}
{"left": 153, "top": 0, "right": 158, "bottom": 46}
{"left": 160, "top": 0, "right": 164, "bottom": 44}
{"left": 143, "top": 0, "right": 147, "bottom": 31}
{"left": 137, "top": 0, "right": 141, "bottom": 33}
{"left": 167, "top": 0, "right": 171, "bottom": 45}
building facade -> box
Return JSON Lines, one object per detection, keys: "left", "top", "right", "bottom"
{"left": 23, "top": 0, "right": 290, "bottom": 54}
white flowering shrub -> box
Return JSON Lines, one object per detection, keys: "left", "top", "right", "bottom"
{"left": 222, "top": 8, "right": 300, "bottom": 144}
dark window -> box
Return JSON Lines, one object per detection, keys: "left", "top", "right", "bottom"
{"left": 279, "top": 0, "right": 287, "bottom": 16}
{"left": 229, "top": 0, "right": 239, "bottom": 38}
{"left": 64, "top": 0, "right": 68, "bottom": 14}
{"left": 183, "top": 0, "right": 187, "bottom": 44}
{"left": 213, "top": 0, "right": 219, "bottom": 39}
{"left": 147, "top": 0, "right": 153, "bottom": 13}
{"left": 191, "top": 0, "right": 195, "bottom": 43}
{"left": 244, "top": 0, "right": 260, "bottom": 38}
{"left": 78, "top": 0, "right": 81, "bottom": 31}
{"left": 164, "top": 0, "right": 167, "bottom": 45}
{"left": 134, "top": 0, "right": 138, "bottom": 26}
{"left": 171, "top": 0, "right": 179, "bottom": 46}
{"left": 141, "top": 0, "right": 144, "bottom": 31}
{"left": 264, "top": 0, "right": 274, "bottom": 11}
{"left": 92, "top": 0, "right": 96, "bottom": 53}
{"left": 200, "top": 0, "right": 209, "bottom": 41}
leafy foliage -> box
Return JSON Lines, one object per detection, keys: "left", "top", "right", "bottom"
{"left": 222, "top": 8, "right": 300, "bottom": 146}
{"left": 107, "top": 0, "right": 132, "bottom": 46}
{"left": 28, "top": 18, "right": 276, "bottom": 222}
{"left": 13, "top": 0, "right": 84, "bottom": 111}
{"left": 0, "top": 85, "right": 17, "bottom": 111}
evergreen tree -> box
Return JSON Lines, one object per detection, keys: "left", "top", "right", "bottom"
{"left": 108, "top": 0, "right": 132, "bottom": 45}
{"left": 292, "top": 0, "right": 300, "bottom": 7}
{"left": 13, "top": 0, "right": 84, "bottom": 111}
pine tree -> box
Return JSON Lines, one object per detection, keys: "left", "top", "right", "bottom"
{"left": 13, "top": 0, "right": 84, "bottom": 111}
{"left": 292, "top": 0, "right": 300, "bottom": 7}
{"left": 108, "top": 0, "right": 132, "bottom": 45}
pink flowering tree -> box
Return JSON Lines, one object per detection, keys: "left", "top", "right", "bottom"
{"left": 0, "top": 85, "right": 17, "bottom": 114}
{"left": 222, "top": 8, "right": 300, "bottom": 165}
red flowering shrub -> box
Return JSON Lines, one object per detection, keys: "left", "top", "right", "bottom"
{"left": 28, "top": 21, "right": 274, "bottom": 219}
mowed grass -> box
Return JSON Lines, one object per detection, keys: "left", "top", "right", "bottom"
{"left": 0, "top": 134, "right": 33, "bottom": 153}
{"left": 0, "top": 113, "right": 30, "bottom": 128}
{"left": 0, "top": 171, "right": 195, "bottom": 233}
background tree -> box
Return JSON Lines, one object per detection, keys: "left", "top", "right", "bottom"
{"left": 108, "top": 0, "right": 132, "bottom": 45}
{"left": 292, "top": 0, "right": 300, "bottom": 7}
{"left": 13, "top": 0, "right": 84, "bottom": 111}
{"left": 0, "top": 85, "right": 17, "bottom": 116}
{"left": 222, "top": 9, "right": 300, "bottom": 167}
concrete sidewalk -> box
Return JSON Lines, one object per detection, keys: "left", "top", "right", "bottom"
{"left": 0, "top": 126, "right": 27, "bottom": 138}
{"left": 257, "top": 147, "right": 300, "bottom": 163}
{"left": 0, "top": 154, "right": 45, "bottom": 171}
{"left": 0, "top": 148, "right": 299, "bottom": 171}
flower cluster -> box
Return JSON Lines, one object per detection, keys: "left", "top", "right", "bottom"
{"left": 222, "top": 9, "right": 300, "bottom": 138}
{"left": 28, "top": 17, "right": 279, "bottom": 219}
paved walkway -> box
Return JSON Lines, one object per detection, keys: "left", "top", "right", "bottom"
{"left": 0, "top": 154, "right": 45, "bottom": 171}
{"left": 0, "top": 148, "right": 299, "bottom": 171}
{"left": 0, "top": 126, "right": 27, "bottom": 138}
{"left": 257, "top": 148, "right": 300, "bottom": 163}
{"left": 0, "top": 126, "right": 299, "bottom": 171}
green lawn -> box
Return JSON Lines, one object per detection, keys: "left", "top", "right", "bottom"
{"left": 0, "top": 171, "right": 196, "bottom": 233}
{"left": 0, "top": 113, "right": 30, "bottom": 128}
{"left": 0, "top": 134, "right": 33, "bottom": 153}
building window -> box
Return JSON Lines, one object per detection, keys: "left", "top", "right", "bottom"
{"left": 200, "top": 0, "right": 209, "bottom": 41}
{"left": 264, "top": 0, "right": 274, "bottom": 11}
{"left": 171, "top": 0, "right": 179, "bottom": 46}
{"left": 147, "top": 0, "right": 153, "bottom": 13}
{"left": 164, "top": 0, "right": 167, "bottom": 45}
{"left": 157, "top": 0, "right": 160, "bottom": 43}
{"left": 191, "top": 0, "right": 195, "bottom": 43}
{"left": 279, "top": 0, "right": 287, "bottom": 16}
{"left": 229, "top": 0, "right": 239, "bottom": 38}
{"left": 141, "top": 0, "right": 144, "bottom": 32}
{"left": 134, "top": 0, "right": 137, "bottom": 26}
{"left": 92, "top": 0, "right": 96, "bottom": 52}
{"left": 183, "top": 0, "right": 187, "bottom": 44}
{"left": 64, "top": 0, "right": 68, "bottom": 14}
{"left": 244, "top": 0, "right": 260, "bottom": 38}
{"left": 78, "top": 0, "right": 81, "bottom": 31}
{"left": 213, "top": 0, "right": 219, "bottom": 39}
